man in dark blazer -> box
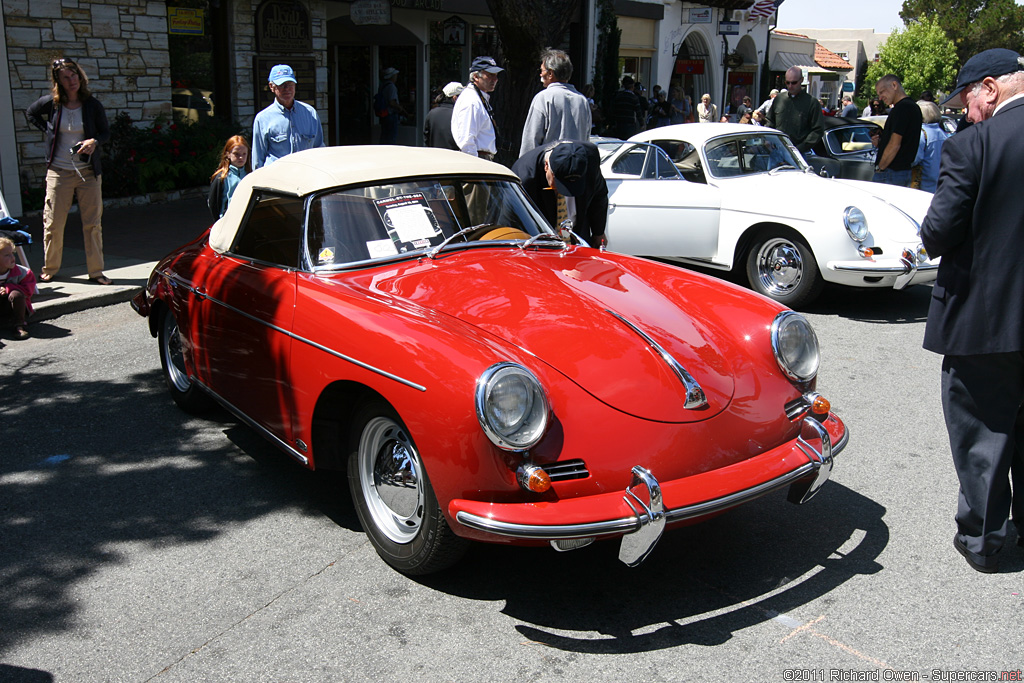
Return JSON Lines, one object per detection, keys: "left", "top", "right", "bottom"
{"left": 920, "top": 48, "right": 1024, "bottom": 573}
{"left": 512, "top": 140, "right": 608, "bottom": 248}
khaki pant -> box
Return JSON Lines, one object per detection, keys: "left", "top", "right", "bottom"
{"left": 43, "top": 167, "right": 105, "bottom": 278}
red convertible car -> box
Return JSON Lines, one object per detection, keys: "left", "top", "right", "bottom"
{"left": 133, "top": 146, "right": 847, "bottom": 575}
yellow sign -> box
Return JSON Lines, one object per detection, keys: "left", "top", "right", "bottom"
{"left": 168, "top": 7, "right": 204, "bottom": 36}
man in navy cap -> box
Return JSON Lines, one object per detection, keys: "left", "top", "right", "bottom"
{"left": 920, "top": 48, "right": 1024, "bottom": 573}
{"left": 252, "top": 64, "right": 324, "bottom": 168}
{"left": 512, "top": 140, "right": 608, "bottom": 248}
{"left": 451, "top": 56, "right": 503, "bottom": 159}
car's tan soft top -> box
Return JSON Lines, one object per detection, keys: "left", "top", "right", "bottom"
{"left": 210, "top": 146, "right": 516, "bottom": 254}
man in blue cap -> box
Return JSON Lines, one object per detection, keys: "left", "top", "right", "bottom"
{"left": 920, "top": 48, "right": 1024, "bottom": 573}
{"left": 252, "top": 64, "right": 324, "bottom": 168}
{"left": 512, "top": 139, "right": 608, "bottom": 248}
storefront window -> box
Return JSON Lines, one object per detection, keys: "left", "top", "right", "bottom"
{"left": 167, "top": 1, "right": 216, "bottom": 122}
{"left": 429, "top": 18, "right": 464, "bottom": 97}
{"left": 378, "top": 46, "right": 416, "bottom": 128}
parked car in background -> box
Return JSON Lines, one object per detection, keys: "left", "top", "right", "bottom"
{"left": 132, "top": 146, "right": 847, "bottom": 575}
{"left": 171, "top": 88, "right": 214, "bottom": 122}
{"left": 596, "top": 123, "right": 936, "bottom": 308}
{"left": 808, "top": 116, "right": 880, "bottom": 180}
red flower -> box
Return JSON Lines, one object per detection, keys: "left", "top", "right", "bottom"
{"left": 189, "top": 151, "right": 196, "bottom": 156}
{"left": 172, "top": 148, "right": 180, "bottom": 155}
{"left": 157, "top": 141, "right": 165, "bottom": 147}
{"left": 171, "top": 139, "right": 180, "bottom": 147}
{"left": 170, "top": 124, "right": 177, "bottom": 131}
{"left": 140, "top": 157, "right": 147, "bottom": 163}
{"left": 153, "top": 124, "right": 162, "bottom": 132}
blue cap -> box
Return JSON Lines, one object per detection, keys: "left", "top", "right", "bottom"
{"left": 269, "top": 64, "right": 297, "bottom": 86}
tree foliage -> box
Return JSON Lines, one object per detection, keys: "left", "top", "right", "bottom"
{"left": 484, "top": 0, "right": 581, "bottom": 164}
{"left": 862, "top": 17, "right": 959, "bottom": 100}
{"left": 900, "top": 0, "right": 1024, "bottom": 66}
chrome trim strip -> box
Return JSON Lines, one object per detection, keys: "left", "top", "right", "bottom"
{"left": 161, "top": 269, "right": 427, "bottom": 392}
{"left": 605, "top": 309, "right": 708, "bottom": 409}
{"left": 193, "top": 378, "right": 310, "bottom": 466}
{"left": 454, "top": 461, "right": 818, "bottom": 540}
{"left": 829, "top": 262, "right": 938, "bottom": 274}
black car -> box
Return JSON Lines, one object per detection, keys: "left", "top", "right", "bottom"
{"left": 806, "top": 116, "right": 880, "bottom": 181}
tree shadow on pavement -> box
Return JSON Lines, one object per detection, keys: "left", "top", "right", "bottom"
{"left": 418, "top": 480, "right": 888, "bottom": 654}
{"left": 0, "top": 356, "right": 352, "bottom": 657}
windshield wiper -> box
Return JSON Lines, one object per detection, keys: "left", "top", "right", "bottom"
{"left": 520, "top": 232, "right": 569, "bottom": 251}
{"left": 426, "top": 224, "right": 490, "bottom": 260}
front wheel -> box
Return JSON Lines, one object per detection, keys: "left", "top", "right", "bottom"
{"left": 745, "top": 232, "right": 823, "bottom": 308}
{"left": 158, "top": 307, "right": 213, "bottom": 414}
{"left": 348, "top": 400, "right": 468, "bottom": 575}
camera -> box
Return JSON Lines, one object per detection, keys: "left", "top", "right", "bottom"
{"left": 69, "top": 143, "right": 90, "bottom": 163}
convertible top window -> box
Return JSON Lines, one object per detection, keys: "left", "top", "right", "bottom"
{"left": 231, "top": 194, "right": 305, "bottom": 267}
{"left": 306, "top": 178, "right": 549, "bottom": 269}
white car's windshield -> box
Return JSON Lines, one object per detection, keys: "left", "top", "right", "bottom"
{"left": 305, "top": 178, "right": 551, "bottom": 269}
{"left": 703, "top": 133, "right": 807, "bottom": 178}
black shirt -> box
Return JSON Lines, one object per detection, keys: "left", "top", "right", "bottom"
{"left": 880, "top": 97, "right": 923, "bottom": 171}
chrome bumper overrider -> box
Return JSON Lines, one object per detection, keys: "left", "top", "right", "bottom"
{"left": 454, "top": 416, "right": 846, "bottom": 567}
{"left": 828, "top": 247, "right": 938, "bottom": 290}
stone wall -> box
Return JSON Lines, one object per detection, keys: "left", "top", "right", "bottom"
{"left": 3, "top": 0, "right": 328, "bottom": 190}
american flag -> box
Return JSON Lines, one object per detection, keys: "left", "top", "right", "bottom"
{"left": 748, "top": 0, "right": 783, "bottom": 19}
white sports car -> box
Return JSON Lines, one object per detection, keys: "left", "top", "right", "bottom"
{"left": 597, "top": 123, "right": 937, "bottom": 307}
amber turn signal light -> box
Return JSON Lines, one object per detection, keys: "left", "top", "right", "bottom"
{"left": 858, "top": 246, "right": 874, "bottom": 258}
{"left": 517, "top": 464, "right": 552, "bottom": 493}
{"left": 811, "top": 394, "right": 831, "bottom": 415}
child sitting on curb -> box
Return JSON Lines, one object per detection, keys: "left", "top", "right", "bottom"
{"left": 0, "top": 236, "right": 37, "bottom": 339}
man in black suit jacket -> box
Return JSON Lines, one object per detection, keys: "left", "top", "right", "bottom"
{"left": 512, "top": 140, "right": 608, "bottom": 248}
{"left": 920, "top": 48, "right": 1024, "bottom": 573}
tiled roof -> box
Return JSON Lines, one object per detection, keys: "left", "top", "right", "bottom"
{"left": 815, "top": 43, "right": 853, "bottom": 70}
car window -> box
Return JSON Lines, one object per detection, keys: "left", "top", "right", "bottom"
{"left": 231, "top": 194, "right": 305, "bottom": 268}
{"left": 704, "top": 134, "right": 805, "bottom": 178}
{"left": 647, "top": 146, "right": 683, "bottom": 179}
{"left": 825, "top": 126, "right": 876, "bottom": 155}
{"left": 306, "top": 179, "right": 549, "bottom": 269}
{"left": 611, "top": 147, "right": 647, "bottom": 176}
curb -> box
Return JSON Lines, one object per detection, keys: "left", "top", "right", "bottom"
{"left": 31, "top": 285, "right": 143, "bottom": 324}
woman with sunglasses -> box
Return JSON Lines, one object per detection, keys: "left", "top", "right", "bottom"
{"left": 26, "top": 58, "right": 112, "bottom": 285}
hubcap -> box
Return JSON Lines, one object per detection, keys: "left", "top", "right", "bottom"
{"left": 756, "top": 238, "right": 803, "bottom": 295}
{"left": 162, "top": 313, "right": 191, "bottom": 392}
{"left": 359, "top": 417, "right": 425, "bottom": 544}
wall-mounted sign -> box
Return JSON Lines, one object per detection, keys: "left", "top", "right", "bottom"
{"left": 718, "top": 21, "right": 739, "bottom": 35}
{"left": 256, "top": 0, "right": 312, "bottom": 53}
{"left": 443, "top": 15, "right": 466, "bottom": 45}
{"left": 675, "top": 59, "right": 705, "bottom": 75}
{"left": 352, "top": 0, "right": 390, "bottom": 26}
{"left": 168, "top": 7, "right": 204, "bottom": 36}
{"left": 689, "top": 8, "right": 712, "bottom": 24}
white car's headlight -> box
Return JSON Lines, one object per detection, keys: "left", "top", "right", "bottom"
{"left": 771, "top": 312, "right": 819, "bottom": 382}
{"left": 844, "top": 206, "right": 868, "bottom": 242}
{"left": 475, "top": 363, "right": 549, "bottom": 451}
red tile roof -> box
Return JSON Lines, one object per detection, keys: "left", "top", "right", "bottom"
{"left": 815, "top": 43, "right": 853, "bottom": 70}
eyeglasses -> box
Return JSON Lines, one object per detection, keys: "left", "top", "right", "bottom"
{"left": 785, "top": 80, "right": 801, "bottom": 85}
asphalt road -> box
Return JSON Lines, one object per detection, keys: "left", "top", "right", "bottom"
{"left": 1, "top": 286, "right": 1022, "bottom": 682}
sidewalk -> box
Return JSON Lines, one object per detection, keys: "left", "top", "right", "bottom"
{"left": 16, "top": 195, "right": 214, "bottom": 323}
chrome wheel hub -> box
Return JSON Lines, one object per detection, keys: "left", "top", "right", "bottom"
{"left": 359, "top": 417, "right": 425, "bottom": 544}
{"left": 756, "top": 238, "right": 803, "bottom": 295}
{"left": 162, "top": 313, "right": 191, "bottom": 392}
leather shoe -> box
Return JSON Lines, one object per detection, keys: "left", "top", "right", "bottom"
{"left": 953, "top": 534, "right": 998, "bottom": 573}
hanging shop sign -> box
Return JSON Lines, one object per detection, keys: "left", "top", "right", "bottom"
{"left": 443, "top": 15, "right": 466, "bottom": 45}
{"left": 689, "top": 8, "right": 712, "bottom": 24}
{"left": 168, "top": 7, "right": 204, "bottom": 36}
{"left": 256, "top": 0, "right": 312, "bottom": 53}
{"left": 352, "top": 0, "right": 391, "bottom": 26}
{"left": 675, "top": 59, "right": 705, "bottom": 75}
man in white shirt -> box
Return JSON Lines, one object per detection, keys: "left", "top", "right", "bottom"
{"left": 451, "top": 56, "right": 503, "bottom": 159}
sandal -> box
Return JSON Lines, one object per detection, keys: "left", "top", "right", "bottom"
{"left": 39, "top": 273, "right": 54, "bottom": 283}
{"left": 89, "top": 275, "right": 112, "bottom": 286}
{"left": 15, "top": 326, "right": 29, "bottom": 340}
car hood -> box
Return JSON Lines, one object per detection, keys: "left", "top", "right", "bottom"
{"left": 717, "top": 171, "right": 930, "bottom": 241}
{"left": 369, "top": 249, "right": 744, "bottom": 423}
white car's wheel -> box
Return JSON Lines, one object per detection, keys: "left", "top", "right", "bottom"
{"left": 348, "top": 400, "right": 468, "bottom": 574}
{"left": 745, "top": 233, "right": 823, "bottom": 308}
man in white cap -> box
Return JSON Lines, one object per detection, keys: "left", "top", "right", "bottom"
{"left": 252, "top": 64, "right": 324, "bottom": 168}
{"left": 920, "top": 48, "right": 1024, "bottom": 573}
{"left": 423, "top": 82, "right": 463, "bottom": 150}
{"left": 451, "top": 56, "right": 503, "bottom": 159}
{"left": 519, "top": 48, "right": 591, "bottom": 157}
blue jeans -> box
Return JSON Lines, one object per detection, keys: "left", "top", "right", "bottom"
{"left": 872, "top": 168, "right": 911, "bottom": 187}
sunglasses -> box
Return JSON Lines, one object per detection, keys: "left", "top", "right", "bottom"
{"left": 785, "top": 80, "right": 801, "bottom": 85}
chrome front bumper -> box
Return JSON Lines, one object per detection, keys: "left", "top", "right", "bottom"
{"left": 828, "top": 247, "right": 938, "bottom": 290}
{"left": 454, "top": 416, "right": 846, "bottom": 567}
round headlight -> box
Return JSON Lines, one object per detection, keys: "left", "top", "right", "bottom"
{"left": 475, "top": 363, "right": 549, "bottom": 451}
{"left": 771, "top": 311, "right": 820, "bottom": 382}
{"left": 843, "top": 206, "right": 868, "bottom": 242}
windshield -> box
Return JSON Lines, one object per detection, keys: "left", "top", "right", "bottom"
{"left": 305, "top": 178, "right": 552, "bottom": 269}
{"left": 703, "top": 133, "right": 807, "bottom": 178}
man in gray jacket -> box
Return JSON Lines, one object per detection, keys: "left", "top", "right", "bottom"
{"left": 519, "top": 48, "right": 592, "bottom": 157}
